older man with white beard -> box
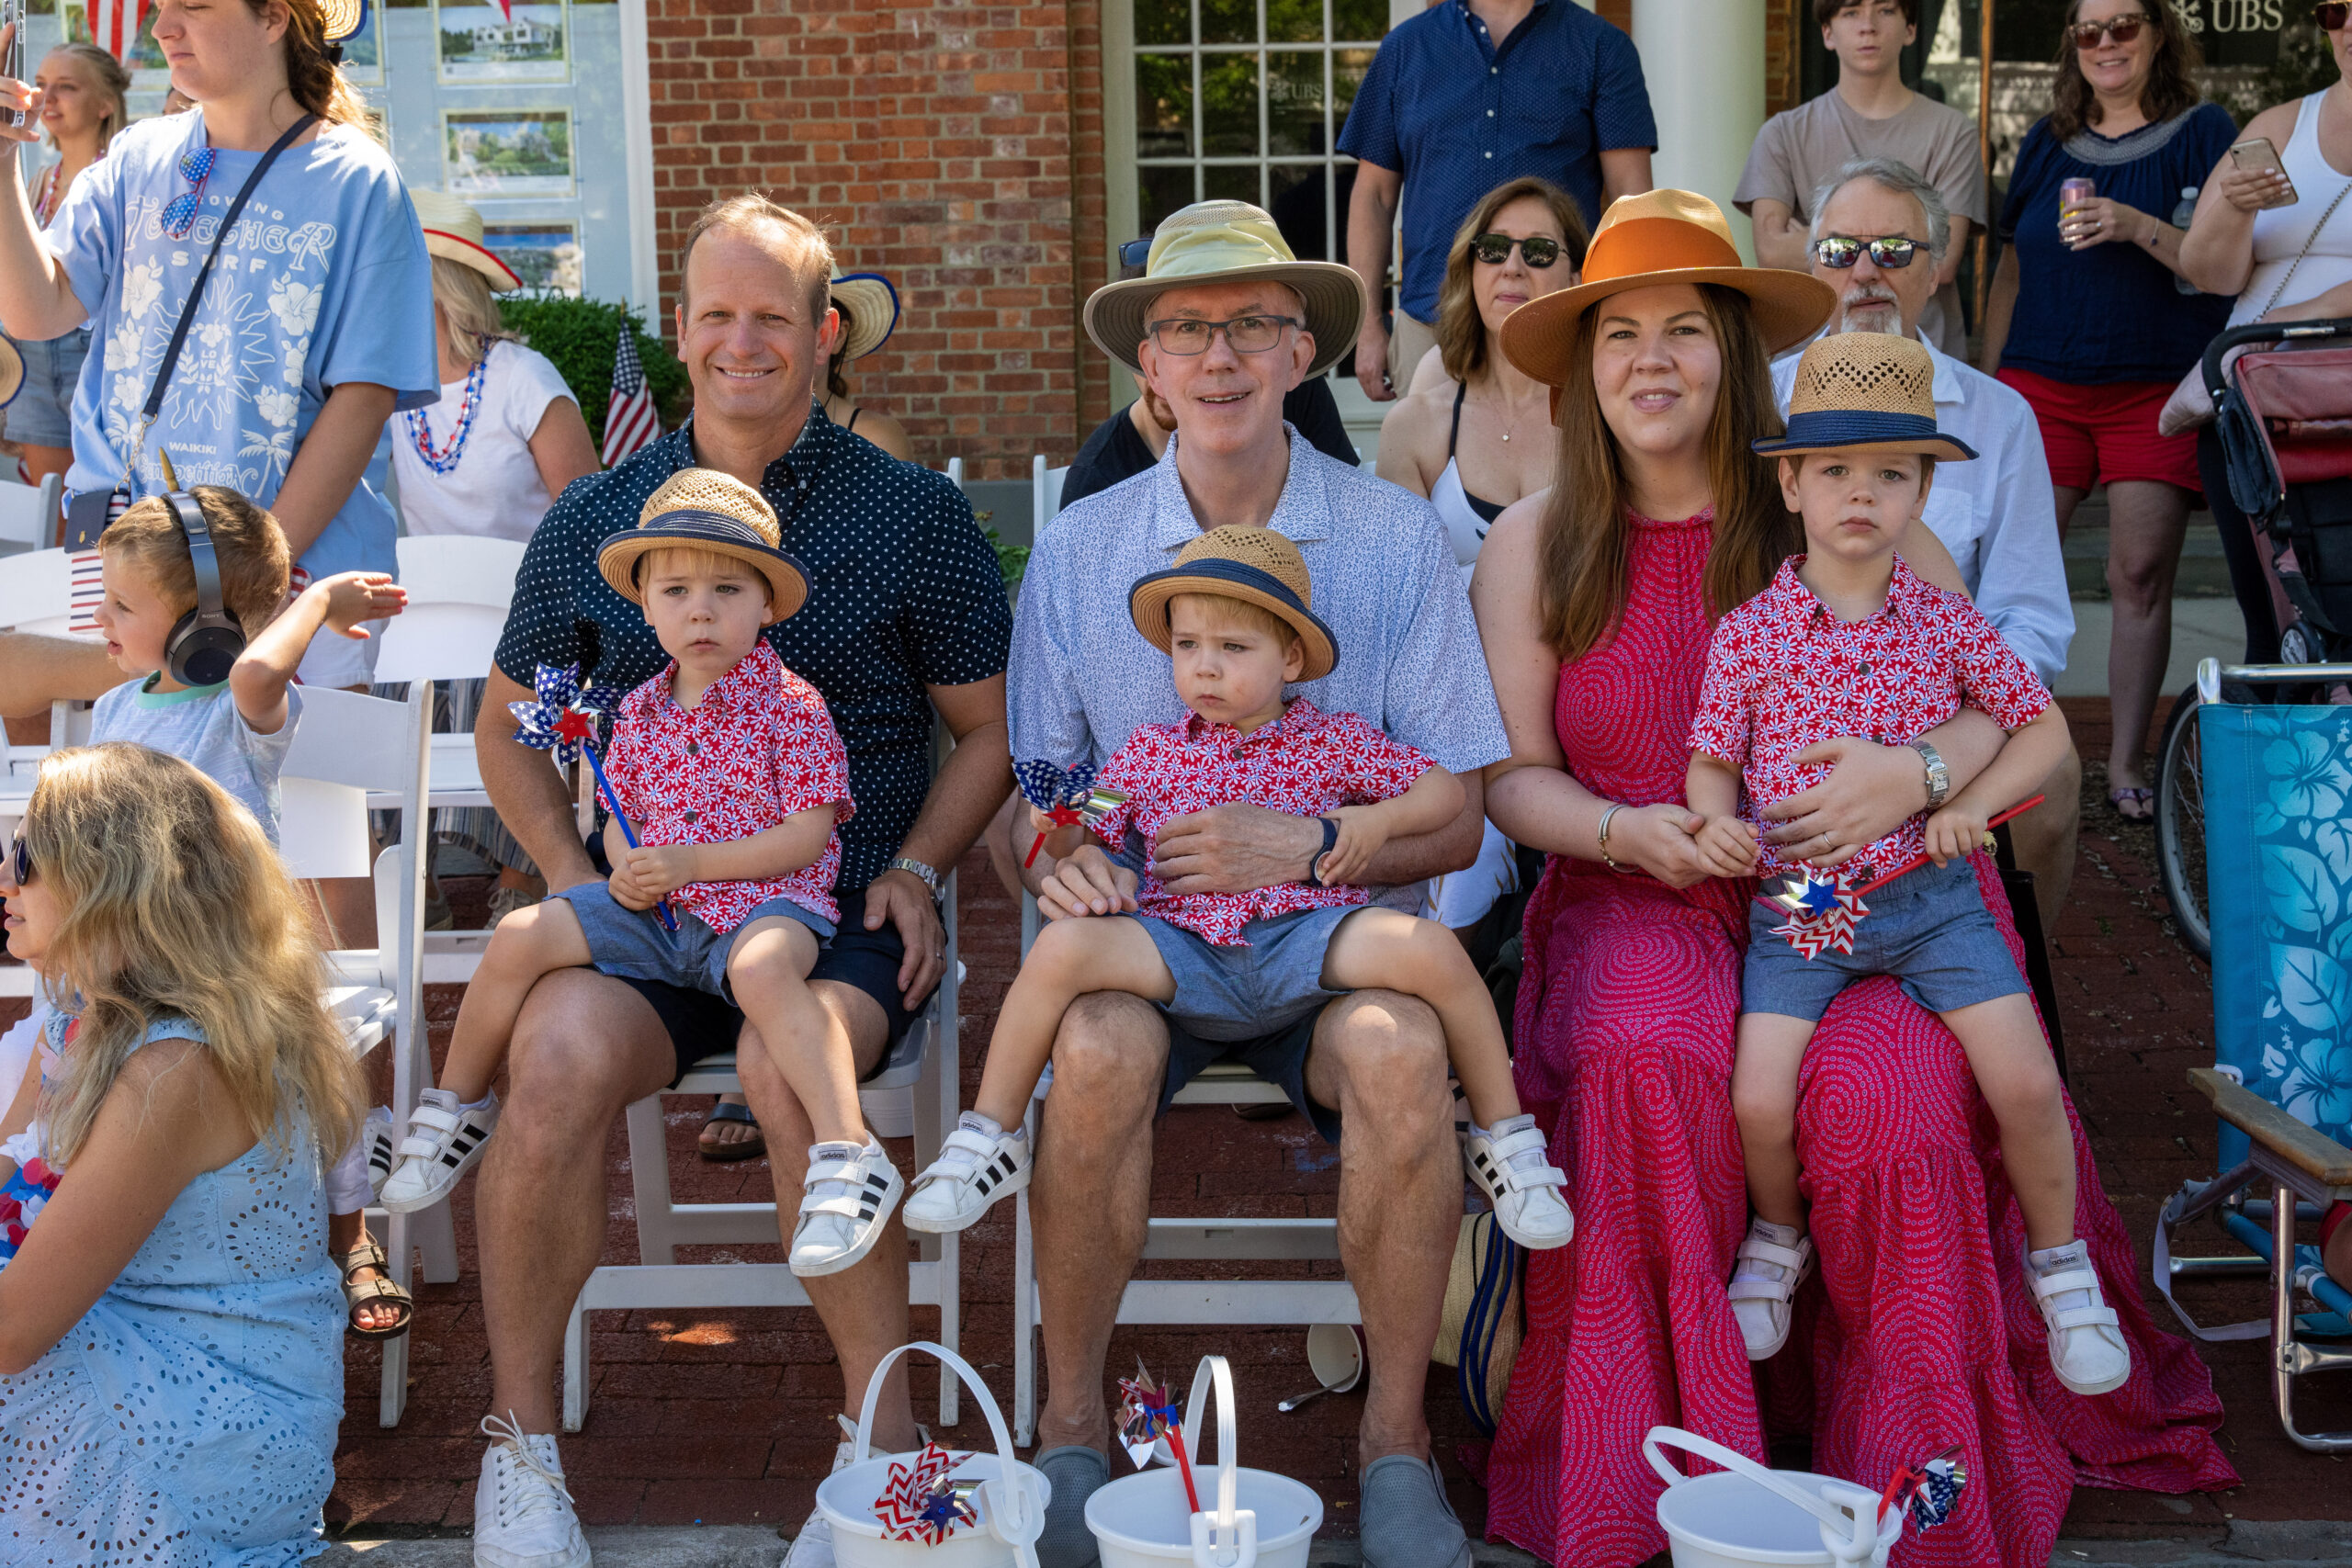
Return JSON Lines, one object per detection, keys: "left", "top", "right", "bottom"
{"left": 1778, "top": 156, "right": 2081, "bottom": 929}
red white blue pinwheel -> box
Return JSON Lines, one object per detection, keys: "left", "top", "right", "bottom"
{"left": 871, "top": 1442, "right": 978, "bottom": 1545}
{"left": 1118, "top": 1360, "right": 1202, "bottom": 1514}
{"left": 1014, "top": 759, "right": 1129, "bottom": 868}
{"left": 1876, "top": 1446, "right": 1967, "bottom": 1536}
{"left": 510, "top": 661, "right": 676, "bottom": 933}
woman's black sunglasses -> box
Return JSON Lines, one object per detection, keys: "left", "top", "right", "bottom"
{"left": 2319, "top": 2, "right": 2351, "bottom": 31}
{"left": 6, "top": 832, "right": 28, "bottom": 887}
{"left": 2070, "top": 14, "right": 2148, "bottom": 47}
{"left": 1811, "top": 233, "right": 1923, "bottom": 269}
{"left": 1470, "top": 233, "right": 1563, "bottom": 268}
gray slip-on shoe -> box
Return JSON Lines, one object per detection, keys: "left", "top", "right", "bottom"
{"left": 1360, "top": 1453, "right": 1472, "bottom": 1568}
{"left": 1034, "top": 1444, "right": 1110, "bottom": 1568}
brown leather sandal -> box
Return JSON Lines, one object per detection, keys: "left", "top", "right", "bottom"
{"left": 336, "top": 1235, "right": 413, "bottom": 1340}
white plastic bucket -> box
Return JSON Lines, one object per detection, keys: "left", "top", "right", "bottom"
{"left": 1644, "top": 1428, "right": 1898, "bottom": 1568}
{"left": 816, "top": 1341, "right": 1051, "bottom": 1568}
{"left": 1086, "top": 1356, "right": 1322, "bottom": 1568}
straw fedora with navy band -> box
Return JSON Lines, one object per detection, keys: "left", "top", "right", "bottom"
{"left": 1752, "top": 333, "right": 1978, "bottom": 464}
{"left": 597, "top": 469, "right": 811, "bottom": 625}
{"left": 413, "top": 187, "right": 524, "bottom": 292}
{"left": 1500, "top": 189, "right": 1838, "bottom": 395}
{"left": 1129, "top": 525, "right": 1339, "bottom": 682}
{"left": 829, "top": 268, "right": 901, "bottom": 362}
{"left": 1084, "top": 200, "right": 1364, "bottom": 379}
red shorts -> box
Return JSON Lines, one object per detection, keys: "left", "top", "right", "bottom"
{"left": 1996, "top": 367, "right": 2203, "bottom": 498}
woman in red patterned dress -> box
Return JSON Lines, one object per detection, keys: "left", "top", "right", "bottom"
{"left": 1471, "top": 191, "right": 2233, "bottom": 1568}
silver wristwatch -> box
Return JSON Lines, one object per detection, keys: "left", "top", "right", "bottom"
{"left": 885, "top": 855, "right": 943, "bottom": 902}
{"left": 1909, "top": 739, "right": 1951, "bottom": 810}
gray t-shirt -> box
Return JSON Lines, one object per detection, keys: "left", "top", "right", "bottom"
{"left": 1735, "top": 89, "right": 1987, "bottom": 357}
{"left": 89, "top": 676, "right": 301, "bottom": 845}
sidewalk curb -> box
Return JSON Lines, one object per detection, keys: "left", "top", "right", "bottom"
{"left": 315, "top": 1521, "right": 2352, "bottom": 1567}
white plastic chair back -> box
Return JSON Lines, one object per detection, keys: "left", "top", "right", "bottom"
{"left": 0, "top": 474, "right": 62, "bottom": 551}
{"left": 280, "top": 685, "right": 427, "bottom": 881}
{"left": 0, "top": 547, "right": 75, "bottom": 636}
{"left": 1031, "top": 454, "right": 1067, "bottom": 533}
{"left": 374, "top": 535, "right": 525, "bottom": 684}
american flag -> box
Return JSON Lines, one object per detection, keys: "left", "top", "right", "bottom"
{"left": 600, "top": 323, "right": 662, "bottom": 468}
{"left": 86, "top": 0, "right": 152, "bottom": 62}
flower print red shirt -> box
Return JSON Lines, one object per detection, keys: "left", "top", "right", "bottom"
{"left": 1688, "top": 554, "right": 2051, "bottom": 880}
{"left": 603, "top": 641, "right": 854, "bottom": 931}
{"left": 1090, "top": 698, "right": 1432, "bottom": 946}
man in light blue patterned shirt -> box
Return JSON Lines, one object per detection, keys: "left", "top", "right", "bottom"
{"left": 1005, "top": 201, "right": 1507, "bottom": 1568}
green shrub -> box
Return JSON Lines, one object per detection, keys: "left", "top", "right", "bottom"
{"left": 496, "top": 296, "right": 692, "bottom": 450}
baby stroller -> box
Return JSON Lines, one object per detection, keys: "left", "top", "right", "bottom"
{"left": 2154, "top": 318, "right": 2352, "bottom": 959}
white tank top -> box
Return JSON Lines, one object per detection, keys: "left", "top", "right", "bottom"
{"left": 1431, "top": 383, "right": 1503, "bottom": 585}
{"left": 2229, "top": 90, "right": 2352, "bottom": 327}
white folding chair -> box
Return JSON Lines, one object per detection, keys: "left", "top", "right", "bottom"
{"left": 1006, "top": 891, "right": 1355, "bottom": 1444}
{"left": 372, "top": 534, "right": 528, "bottom": 983}
{"left": 0, "top": 474, "right": 62, "bottom": 553}
{"left": 1031, "top": 454, "right": 1067, "bottom": 535}
{"left": 282, "top": 683, "right": 454, "bottom": 1427}
{"left": 1, "top": 546, "right": 102, "bottom": 898}
{"left": 560, "top": 872, "right": 964, "bottom": 1432}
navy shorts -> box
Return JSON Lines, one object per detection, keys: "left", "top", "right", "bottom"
{"left": 1743, "top": 855, "right": 2027, "bottom": 1024}
{"left": 1145, "top": 905, "right": 1364, "bottom": 1145}
{"left": 552, "top": 879, "right": 833, "bottom": 1004}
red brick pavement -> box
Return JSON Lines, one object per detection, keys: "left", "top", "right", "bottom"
{"left": 6, "top": 693, "right": 2348, "bottom": 1549}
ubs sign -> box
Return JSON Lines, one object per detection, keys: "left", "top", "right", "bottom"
{"left": 2183, "top": 0, "right": 2286, "bottom": 29}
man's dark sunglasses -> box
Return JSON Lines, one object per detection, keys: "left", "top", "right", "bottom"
{"left": 1811, "top": 233, "right": 1924, "bottom": 269}
{"left": 1469, "top": 233, "right": 1563, "bottom": 268}
{"left": 1118, "top": 237, "right": 1155, "bottom": 271}
{"left": 2318, "top": 2, "right": 2350, "bottom": 31}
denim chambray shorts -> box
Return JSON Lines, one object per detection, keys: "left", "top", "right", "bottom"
{"left": 6, "top": 327, "right": 88, "bottom": 447}
{"left": 554, "top": 879, "right": 835, "bottom": 1005}
{"left": 1742, "top": 854, "right": 2026, "bottom": 1023}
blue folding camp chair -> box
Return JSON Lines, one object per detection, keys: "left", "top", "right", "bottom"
{"left": 2154, "top": 659, "right": 2352, "bottom": 1452}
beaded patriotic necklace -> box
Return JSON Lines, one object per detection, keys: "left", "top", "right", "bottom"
{"left": 403, "top": 352, "right": 490, "bottom": 475}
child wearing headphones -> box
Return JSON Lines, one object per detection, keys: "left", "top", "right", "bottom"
{"left": 78, "top": 484, "right": 411, "bottom": 1339}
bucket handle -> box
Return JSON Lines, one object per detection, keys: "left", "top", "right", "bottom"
{"left": 1642, "top": 1427, "right": 1896, "bottom": 1568}
{"left": 1180, "top": 1354, "right": 1254, "bottom": 1568}
{"left": 854, "top": 1340, "right": 1043, "bottom": 1568}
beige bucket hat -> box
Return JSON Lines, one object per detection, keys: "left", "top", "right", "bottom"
{"left": 596, "top": 469, "right": 811, "bottom": 625}
{"left": 413, "top": 187, "right": 524, "bottom": 291}
{"left": 1084, "top": 200, "right": 1364, "bottom": 378}
{"left": 1127, "top": 525, "right": 1338, "bottom": 682}
{"left": 829, "top": 267, "right": 901, "bottom": 361}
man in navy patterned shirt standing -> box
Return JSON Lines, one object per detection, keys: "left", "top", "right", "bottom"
{"left": 465, "top": 195, "right": 1012, "bottom": 1568}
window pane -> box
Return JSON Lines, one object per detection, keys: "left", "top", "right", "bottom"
{"left": 1136, "top": 54, "right": 1195, "bottom": 159}
{"left": 1136, "top": 0, "right": 1190, "bottom": 47}
{"left": 1267, "top": 164, "right": 1331, "bottom": 259}
{"left": 1268, "top": 51, "right": 1324, "bottom": 156}
{"left": 1200, "top": 53, "right": 1261, "bottom": 157}
{"left": 1141, "top": 165, "right": 1201, "bottom": 235}
{"left": 1200, "top": 0, "right": 1253, "bottom": 44}
{"left": 1333, "top": 0, "right": 1385, "bottom": 42}
{"left": 1266, "top": 0, "right": 1321, "bottom": 43}
{"left": 1204, "top": 164, "right": 1262, "bottom": 209}
{"left": 1332, "top": 47, "right": 1374, "bottom": 141}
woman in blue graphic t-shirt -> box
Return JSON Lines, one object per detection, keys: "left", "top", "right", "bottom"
{"left": 0, "top": 0, "right": 435, "bottom": 693}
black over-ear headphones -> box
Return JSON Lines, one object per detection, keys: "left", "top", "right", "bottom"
{"left": 159, "top": 467, "right": 246, "bottom": 687}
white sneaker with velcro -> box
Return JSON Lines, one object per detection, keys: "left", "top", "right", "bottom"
{"left": 1462, "top": 1114, "right": 1574, "bottom": 1249}
{"left": 379, "top": 1088, "right": 501, "bottom": 1213}
{"left": 363, "top": 1105, "right": 396, "bottom": 1202}
{"left": 903, "top": 1115, "right": 1031, "bottom": 1234}
{"left": 473, "top": 1412, "right": 589, "bottom": 1568}
{"left": 790, "top": 1135, "right": 903, "bottom": 1276}
{"left": 1728, "top": 1218, "right": 1815, "bottom": 1360}
{"left": 2027, "top": 1239, "right": 2132, "bottom": 1395}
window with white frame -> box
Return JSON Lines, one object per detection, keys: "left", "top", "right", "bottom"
{"left": 1128, "top": 0, "right": 1395, "bottom": 264}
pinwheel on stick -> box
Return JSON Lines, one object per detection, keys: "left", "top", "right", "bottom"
{"left": 1756, "top": 795, "right": 2044, "bottom": 960}
{"left": 1013, "top": 760, "right": 1129, "bottom": 868}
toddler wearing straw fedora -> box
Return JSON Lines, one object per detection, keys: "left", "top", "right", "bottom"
{"left": 378, "top": 472, "right": 899, "bottom": 1277}
{"left": 1679, "top": 333, "right": 2120, "bottom": 1394}
{"left": 904, "top": 526, "right": 1573, "bottom": 1249}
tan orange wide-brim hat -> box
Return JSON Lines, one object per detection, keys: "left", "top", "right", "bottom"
{"left": 1128, "top": 525, "right": 1338, "bottom": 682}
{"left": 413, "top": 187, "right": 524, "bottom": 292}
{"left": 1084, "top": 200, "right": 1365, "bottom": 378}
{"left": 596, "top": 469, "right": 811, "bottom": 625}
{"left": 1501, "top": 189, "right": 1838, "bottom": 389}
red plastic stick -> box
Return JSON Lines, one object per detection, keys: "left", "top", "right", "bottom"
{"left": 1168, "top": 1416, "right": 1204, "bottom": 1517}
{"left": 1851, "top": 795, "right": 2045, "bottom": 896}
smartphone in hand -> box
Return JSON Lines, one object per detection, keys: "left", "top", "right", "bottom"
{"left": 2230, "top": 137, "right": 2300, "bottom": 209}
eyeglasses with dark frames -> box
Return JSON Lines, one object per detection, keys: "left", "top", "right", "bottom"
{"left": 1144, "top": 315, "right": 1302, "bottom": 355}
{"left": 1810, "top": 233, "right": 1924, "bottom": 269}
{"left": 2070, "top": 13, "right": 2149, "bottom": 47}
{"left": 2318, "top": 2, "right": 2351, "bottom": 31}
{"left": 1468, "top": 233, "right": 1563, "bottom": 269}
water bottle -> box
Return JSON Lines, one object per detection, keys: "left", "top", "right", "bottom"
{"left": 2174, "top": 186, "right": 2199, "bottom": 293}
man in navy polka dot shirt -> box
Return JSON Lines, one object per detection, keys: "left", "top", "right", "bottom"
{"left": 463, "top": 194, "right": 1012, "bottom": 1568}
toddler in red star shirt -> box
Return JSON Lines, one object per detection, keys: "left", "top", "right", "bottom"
{"left": 903, "top": 526, "right": 1572, "bottom": 1249}
{"left": 379, "top": 472, "right": 890, "bottom": 1279}
{"left": 1681, "top": 334, "right": 2120, "bottom": 1395}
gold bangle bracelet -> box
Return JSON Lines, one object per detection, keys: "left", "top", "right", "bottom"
{"left": 1597, "top": 802, "right": 1623, "bottom": 873}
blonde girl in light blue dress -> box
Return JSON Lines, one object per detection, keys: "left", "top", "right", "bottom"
{"left": 0, "top": 741, "right": 365, "bottom": 1566}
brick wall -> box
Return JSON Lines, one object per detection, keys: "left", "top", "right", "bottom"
{"left": 644, "top": 1, "right": 1082, "bottom": 479}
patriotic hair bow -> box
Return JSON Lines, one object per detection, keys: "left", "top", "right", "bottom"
{"left": 508, "top": 662, "right": 621, "bottom": 767}
{"left": 1014, "top": 759, "right": 1129, "bottom": 867}
{"left": 1877, "top": 1446, "right": 1967, "bottom": 1535}
{"left": 871, "top": 1442, "right": 976, "bottom": 1545}
{"left": 1765, "top": 867, "right": 1870, "bottom": 960}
